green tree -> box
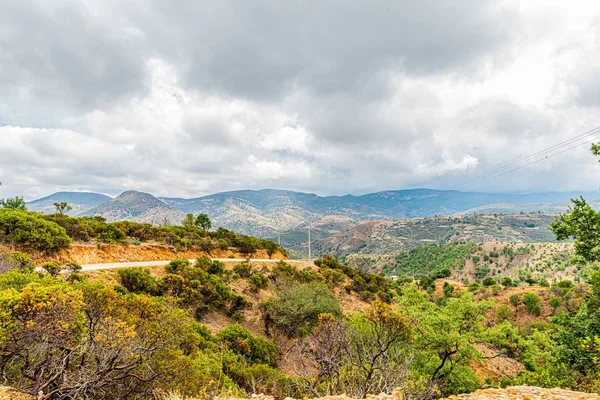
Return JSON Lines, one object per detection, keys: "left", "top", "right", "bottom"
{"left": 194, "top": 213, "right": 212, "bottom": 231}
{"left": 263, "top": 282, "right": 340, "bottom": 337}
{"left": 53, "top": 201, "right": 73, "bottom": 215}
{"left": 0, "top": 196, "right": 26, "bottom": 211}
{"left": 551, "top": 197, "right": 600, "bottom": 263}
{"left": 182, "top": 213, "right": 195, "bottom": 229}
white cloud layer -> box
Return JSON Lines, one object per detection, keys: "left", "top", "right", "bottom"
{"left": 1, "top": 0, "right": 600, "bottom": 199}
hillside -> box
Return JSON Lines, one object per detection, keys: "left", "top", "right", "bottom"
{"left": 312, "top": 213, "right": 561, "bottom": 256}
{"left": 81, "top": 190, "right": 185, "bottom": 225}
{"left": 26, "top": 192, "right": 111, "bottom": 215}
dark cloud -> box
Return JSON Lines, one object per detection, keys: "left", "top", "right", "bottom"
{"left": 0, "top": 0, "right": 148, "bottom": 126}
{"left": 129, "top": 0, "right": 515, "bottom": 101}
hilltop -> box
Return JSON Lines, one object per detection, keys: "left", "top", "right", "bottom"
{"left": 80, "top": 190, "right": 185, "bottom": 225}
{"left": 26, "top": 192, "right": 111, "bottom": 215}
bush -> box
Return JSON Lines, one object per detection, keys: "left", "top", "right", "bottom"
{"left": 522, "top": 293, "right": 542, "bottom": 316}
{"left": 0, "top": 251, "right": 34, "bottom": 273}
{"left": 509, "top": 294, "right": 522, "bottom": 308}
{"left": 0, "top": 209, "right": 71, "bottom": 251}
{"left": 216, "top": 324, "right": 279, "bottom": 366}
{"left": 41, "top": 261, "right": 62, "bottom": 277}
{"left": 482, "top": 277, "right": 496, "bottom": 287}
{"left": 66, "top": 263, "right": 82, "bottom": 272}
{"left": 249, "top": 273, "right": 269, "bottom": 292}
{"left": 118, "top": 268, "right": 157, "bottom": 294}
{"left": 207, "top": 260, "right": 225, "bottom": 275}
{"left": 263, "top": 282, "right": 340, "bottom": 337}
{"left": 502, "top": 277, "right": 513, "bottom": 287}
{"left": 233, "top": 260, "right": 252, "bottom": 278}
{"left": 165, "top": 258, "right": 191, "bottom": 274}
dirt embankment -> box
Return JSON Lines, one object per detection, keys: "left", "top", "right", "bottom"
{"left": 34, "top": 243, "right": 286, "bottom": 265}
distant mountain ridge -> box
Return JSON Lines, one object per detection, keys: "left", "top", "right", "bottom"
{"left": 26, "top": 192, "right": 112, "bottom": 215}
{"left": 28, "top": 188, "right": 600, "bottom": 237}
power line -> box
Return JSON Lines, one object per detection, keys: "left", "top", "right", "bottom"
{"left": 462, "top": 126, "right": 600, "bottom": 187}
{"left": 462, "top": 134, "right": 600, "bottom": 188}
{"left": 394, "top": 128, "right": 600, "bottom": 214}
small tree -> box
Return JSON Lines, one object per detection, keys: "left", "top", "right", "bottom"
{"left": 0, "top": 196, "right": 26, "bottom": 211}
{"left": 182, "top": 213, "right": 195, "bottom": 229}
{"left": 194, "top": 213, "right": 212, "bottom": 231}
{"left": 263, "top": 282, "right": 341, "bottom": 337}
{"left": 53, "top": 202, "right": 73, "bottom": 215}
{"left": 509, "top": 294, "right": 522, "bottom": 310}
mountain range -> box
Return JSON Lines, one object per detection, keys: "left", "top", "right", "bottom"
{"left": 25, "top": 188, "right": 600, "bottom": 247}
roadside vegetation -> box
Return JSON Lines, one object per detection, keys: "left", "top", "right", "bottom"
{"left": 0, "top": 205, "right": 285, "bottom": 256}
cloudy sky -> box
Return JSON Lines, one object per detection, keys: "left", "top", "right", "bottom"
{"left": 1, "top": 0, "right": 600, "bottom": 200}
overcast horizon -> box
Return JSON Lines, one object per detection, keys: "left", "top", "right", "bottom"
{"left": 2, "top": 0, "right": 600, "bottom": 199}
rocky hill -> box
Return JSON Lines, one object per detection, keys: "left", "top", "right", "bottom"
{"left": 80, "top": 190, "right": 184, "bottom": 225}
{"left": 26, "top": 191, "right": 111, "bottom": 215}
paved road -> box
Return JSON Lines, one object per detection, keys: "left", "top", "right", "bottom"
{"left": 80, "top": 258, "right": 308, "bottom": 272}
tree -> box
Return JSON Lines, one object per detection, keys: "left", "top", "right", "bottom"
{"left": 182, "top": 213, "right": 195, "bottom": 229}
{"left": 263, "top": 282, "right": 341, "bottom": 337}
{"left": 194, "top": 213, "right": 211, "bottom": 231}
{"left": 53, "top": 202, "right": 72, "bottom": 215}
{"left": 551, "top": 197, "right": 600, "bottom": 263}
{"left": 0, "top": 280, "right": 189, "bottom": 399}
{"left": 300, "top": 302, "right": 415, "bottom": 398}
{"left": 0, "top": 196, "right": 26, "bottom": 211}
{"left": 550, "top": 145, "right": 600, "bottom": 263}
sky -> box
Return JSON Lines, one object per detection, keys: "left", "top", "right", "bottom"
{"left": 1, "top": 0, "right": 600, "bottom": 200}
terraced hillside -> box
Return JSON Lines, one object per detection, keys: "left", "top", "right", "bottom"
{"left": 347, "top": 241, "right": 580, "bottom": 285}
{"left": 312, "top": 214, "right": 559, "bottom": 256}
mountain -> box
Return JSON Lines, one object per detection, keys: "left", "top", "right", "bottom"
{"left": 161, "top": 188, "right": 600, "bottom": 237}
{"left": 81, "top": 190, "right": 185, "bottom": 225}
{"left": 31, "top": 188, "right": 600, "bottom": 238}
{"left": 27, "top": 192, "right": 112, "bottom": 215}
{"left": 310, "top": 213, "right": 561, "bottom": 256}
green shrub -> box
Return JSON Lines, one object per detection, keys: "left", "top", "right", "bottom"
{"left": 550, "top": 296, "right": 561, "bottom": 311}
{"left": 522, "top": 293, "right": 542, "bottom": 316}
{"left": 165, "top": 258, "right": 190, "bottom": 274}
{"left": 0, "top": 209, "right": 71, "bottom": 251}
{"left": 263, "top": 282, "right": 340, "bottom": 337}
{"left": 207, "top": 260, "right": 225, "bottom": 275}
{"left": 118, "top": 267, "right": 157, "bottom": 294}
{"left": 233, "top": 260, "right": 252, "bottom": 278}
{"left": 482, "top": 277, "right": 496, "bottom": 287}
{"left": 66, "top": 263, "right": 82, "bottom": 272}
{"left": 502, "top": 277, "right": 513, "bottom": 287}
{"left": 216, "top": 324, "right": 279, "bottom": 366}
{"left": 41, "top": 261, "right": 62, "bottom": 277}
{"left": 249, "top": 273, "right": 269, "bottom": 292}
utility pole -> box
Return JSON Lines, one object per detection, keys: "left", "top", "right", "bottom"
{"left": 308, "top": 226, "right": 311, "bottom": 261}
